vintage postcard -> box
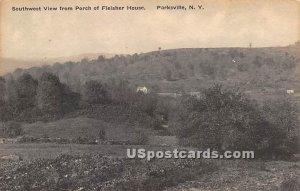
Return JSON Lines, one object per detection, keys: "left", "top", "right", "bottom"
{"left": 0, "top": 0, "right": 299, "bottom": 190}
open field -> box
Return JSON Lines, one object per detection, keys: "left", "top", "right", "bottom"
{"left": 22, "top": 117, "right": 153, "bottom": 142}
{"left": 0, "top": 143, "right": 127, "bottom": 161}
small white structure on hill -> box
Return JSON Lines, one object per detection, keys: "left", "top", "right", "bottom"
{"left": 137, "top": 86, "right": 148, "bottom": 94}
{"left": 287, "top": 89, "right": 295, "bottom": 94}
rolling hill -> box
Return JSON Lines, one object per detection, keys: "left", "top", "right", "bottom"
{"left": 2, "top": 43, "right": 300, "bottom": 98}
{"left": 0, "top": 53, "right": 115, "bottom": 75}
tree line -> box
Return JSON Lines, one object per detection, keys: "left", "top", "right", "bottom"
{"left": 0, "top": 72, "right": 161, "bottom": 123}
{"left": 0, "top": 72, "right": 114, "bottom": 122}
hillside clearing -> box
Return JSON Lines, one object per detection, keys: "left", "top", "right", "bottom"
{"left": 22, "top": 117, "right": 155, "bottom": 142}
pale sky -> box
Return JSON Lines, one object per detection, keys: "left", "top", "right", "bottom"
{"left": 1, "top": 0, "right": 300, "bottom": 60}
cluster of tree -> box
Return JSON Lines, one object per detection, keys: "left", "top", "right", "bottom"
{"left": 82, "top": 80, "right": 109, "bottom": 104}
{"left": 0, "top": 72, "right": 166, "bottom": 127}
{"left": 174, "top": 85, "right": 299, "bottom": 159}
{"left": 0, "top": 73, "right": 80, "bottom": 122}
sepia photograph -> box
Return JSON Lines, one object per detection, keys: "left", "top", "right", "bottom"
{"left": 0, "top": 0, "right": 299, "bottom": 190}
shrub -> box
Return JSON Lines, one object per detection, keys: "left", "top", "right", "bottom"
{"left": 135, "top": 93, "right": 158, "bottom": 116}
{"left": 82, "top": 80, "right": 110, "bottom": 104}
{"left": 98, "top": 129, "right": 106, "bottom": 140}
{"left": 134, "top": 131, "right": 149, "bottom": 145}
{"left": 280, "top": 175, "right": 300, "bottom": 191}
{"left": 37, "top": 72, "right": 64, "bottom": 116}
{"left": 74, "top": 136, "right": 90, "bottom": 144}
{"left": 18, "top": 136, "right": 38, "bottom": 143}
{"left": 259, "top": 98, "right": 300, "bottom": 159}
{"left": 174, "top": 84, "right": 299, "bottom": 159}
{"left": 0, "top": 121, "right": 23, "bottom": 138}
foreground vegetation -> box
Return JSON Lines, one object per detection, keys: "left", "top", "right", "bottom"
{"left": 0, "top": 154, "right": 217, "bottom": 191}
{"left": 0, "top": 153, "right": 299, "bottom": 191}
{"left": 174, "top": 85, "right": 299, "bottom": 159}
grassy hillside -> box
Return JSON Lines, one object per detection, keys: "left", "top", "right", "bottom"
{"left": 22, "top": 117, "right": 154, "bottom": 143}
{"left": 4, "top": 44, "right": 299, "bottom": 95}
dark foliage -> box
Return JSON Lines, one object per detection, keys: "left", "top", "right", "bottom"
{"left": 82, "top": 80, "right": 109, "bottom": 104}
{"left": 174, "top": 85, "right": 299, "bottom": 159}
{"left": 0, "top": 121, "right": 23, "bottom": 138}
{"left": 0, "top": 72, "right": 80, "bottom": 122}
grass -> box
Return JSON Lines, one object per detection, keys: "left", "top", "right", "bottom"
{"left": 22, "top": 117, "right": 155, "bottom": 143}
{"left": 0, "top": 143, "right": 183, "bottom": 161}
{"left": 0, "top": 143, "right": 124, "bottom": 161}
